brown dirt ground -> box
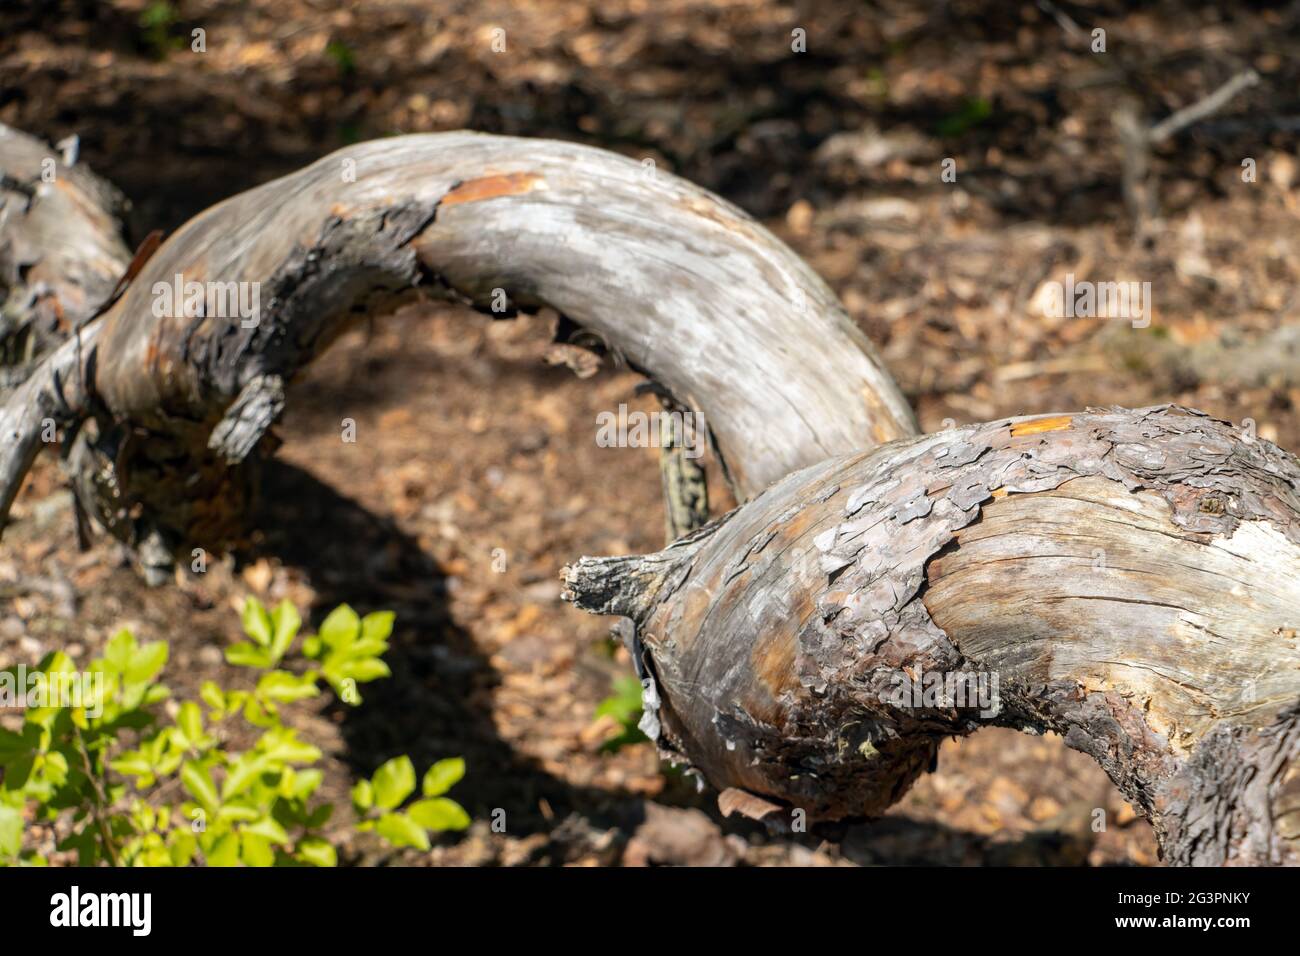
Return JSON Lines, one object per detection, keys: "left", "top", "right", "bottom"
{"left": 4, "top": 0, "right": 1300, "bottom": 865}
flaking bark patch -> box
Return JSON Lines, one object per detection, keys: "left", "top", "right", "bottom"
{"left": 197, "top": 201, "right": 438, "bottom": 401}
{"left": 0, "top": 123, "right": 129, "bottom": 389}
{"left": 565, "top": 405, "right": 1300, "bottom": 862}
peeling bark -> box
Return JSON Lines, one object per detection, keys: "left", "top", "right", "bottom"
{"left": 0, "top": 131, "right": 915, "bottom": 565}
{"left": 564, "top": 405, "right": 1300, "bottom": 864}
{"left": 0, "top": 124, "right": 130, "bottom": 387}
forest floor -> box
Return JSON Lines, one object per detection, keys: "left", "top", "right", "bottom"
{"left": 3, "top": 0, "right": 1300, "bottom": 865}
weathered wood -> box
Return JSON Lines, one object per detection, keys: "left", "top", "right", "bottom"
{"left": 0, "top": 131, "right": 916, "bottom": 563}
{"left": 654, "top": 391, "right": 710, "bottom": 542}
{"left": 0, "top": 124, "right": 130, "bottom": 386}
{"left": 564, "top": 405, "right": 1300, "bottom": 864}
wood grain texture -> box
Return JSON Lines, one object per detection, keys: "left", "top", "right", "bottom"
{"left": 0, "top": 123, "right": 129, "bottom": 386}
{"left": 564, "top": 405, "right": 1300, "bottom": 864}
{"left": 0, "top": 131, "right": 915, "bottom": 560}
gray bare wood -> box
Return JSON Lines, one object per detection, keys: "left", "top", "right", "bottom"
{"left": 0, "top": 123, "right": 130, "bottom": 385}
{"left": 0, "top": 131, "right": 916, "bottom": 558}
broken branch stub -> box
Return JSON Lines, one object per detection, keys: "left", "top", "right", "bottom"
{"left": 0, "top": 131, "right": 915, "bottom": 561}
{"left": 563, "top": 405, "right": 1300, "bottom": 865}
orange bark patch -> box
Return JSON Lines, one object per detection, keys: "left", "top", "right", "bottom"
{"left": 676, "top": 193, "right": 745, "bottom": 231}
{"left": 1010, "top": 415, "right": 1073, "bottom": 436}
{"left": 441, "top": 172, "right": 544, "bottom": 207}
{"left": 863, "top": 385, "right": 908, "bottom": 444}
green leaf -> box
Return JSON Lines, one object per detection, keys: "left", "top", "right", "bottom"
{"left": 241, "top": 694, "right": 274, "bottom": 728}
{"left": 351, "top": 778, "right": 374, "bottom": 812}
{"left": 259, "top": 730, "right": 321, "bottom": 765}
{"left": 240, "top": 830, "right": 275, "bottom": 867}
{"left": 595, "top": 675, "right": 644, "bottom": 723}
{"left": 103, "top": 629, "right": 137, "bottom": 673}
{"left": 318, "top": 604, "right": 361, "bottom": 648}
{"left": 207, "top": 831, "right": 240, "bottom": 867}
{"left": 371, "top": 755, "right": 416, "bottom": 810}
{"left": 199, "top": 681, "right": 226, "bottom": 712}
{"left": 181, "top": 761, "right": 219, "bottom": 811}
{"left": 38, "top": 750, "right": 70, "bottom": 789}
{"left": 167, "top": 830, "right": 197, "bottom": 867}
{"left": 340, "top": 659, "right": 391, "bottom": 683}
{"left": 374, "top": 812, "right": 430, "bottom": 851}
{"left": 256, "top": 670, "right": 319, "bottom": 704}
{"left": 241, "top": 598, "right": 273, "bottom": 648}
{"left": 176, "top": 701, "right": 203, "bottom": 746}
{"left": 126, "top": 641, "right": 168, "bottom": 685}
{"left": 421, "top": 757, "right": 465, "bottom": 797}
{"left": 243, "top": 815, "right": 290, "bottom": 845}
{"left": 408, "top": 797, "right": 470, "bottom": 832}
{"left": 224, "top": 643, "right": 272, "bottom": 668}
{"left": 295, "top": 837, "right": 337, "bottom": 867}
{"left": 290, "top": 769, "right": 323, "bottom": 800}
{"left": 304, "top": 803, "right": 333, "bottom": 829}
{"left": 218, "top": 805, "right": 260, "bottom": 823}
{"left": 269, "top": 600, "right": 301, "bottom": 663}
{"left": 0, "top": 727, "right": 34, "bottom": 765}
{"left": 360, "top": 611, "right": 395, "bottom": 645}
{"left": 0, "top": 803, "right": 22, "bottom": 857}
{"left": 108, "top": 752, "right": 153, "bottom": 778}
{"left": 347, "top": 639, "right": 389, "bottom": 659}
{"left": 3, "top": 754, "right": 34, "bottom": 790}
{"left": 221, "top": 753, "right": 267, "bottom": 801}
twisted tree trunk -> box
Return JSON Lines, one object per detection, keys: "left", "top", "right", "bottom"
{"left": 565, "top": 405, "right": 1300, "bottom": 865}
{"left": 0, "top": 131, "right": 915, "bottom": 575}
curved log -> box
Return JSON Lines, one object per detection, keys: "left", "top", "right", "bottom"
{"left": 0, "top": 131, "right": 915, "bottom": 566}
{"left": 0, "top": 124, "right": 130, "bottom": 384}
{"left": 564, "top": 405, "right": 1300, "bottom": 865}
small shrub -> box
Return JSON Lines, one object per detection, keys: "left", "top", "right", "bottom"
{"left": 593, "top": 674, "right": 649, "bottom": 752}
{"left": 0, "top": 599, "right": 469, "bottom": 866}
{"left": 138, "top": 2, "right": 183, "bottom": 59}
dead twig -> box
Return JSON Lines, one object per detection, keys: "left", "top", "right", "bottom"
{"left": 1149, "top": 69, "right": 1260, "bottom": 144}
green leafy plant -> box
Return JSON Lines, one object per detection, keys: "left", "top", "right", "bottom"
{"left": 351, "top": 755, "right": 470, "bottom": 851}
{"left": 0, "top": 599, "right": 469, "bottom": 866}
{"left": 593, "top": 674, "right": 649, "bottom": 752}
{"left": 325, "top": 39, "right": 357, "bottom": 75}
{"left": 138, "top": 1, "right": 183, "bottom": 59}
{"left": 936, "top": 97, "right": 993, "bottom": 138}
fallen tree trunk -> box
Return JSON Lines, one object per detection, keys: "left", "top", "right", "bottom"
{"left": 564, "top": 405, "right": 1300, "bottom": 865}
{"left": 0, "top": 124, "right": 130, "bottom": 387}
{"left": 12, "top": 128, "right": 1292, "bottom": 865}
{"left": 0, "top": 131, "right": 916, "bottom": 572}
